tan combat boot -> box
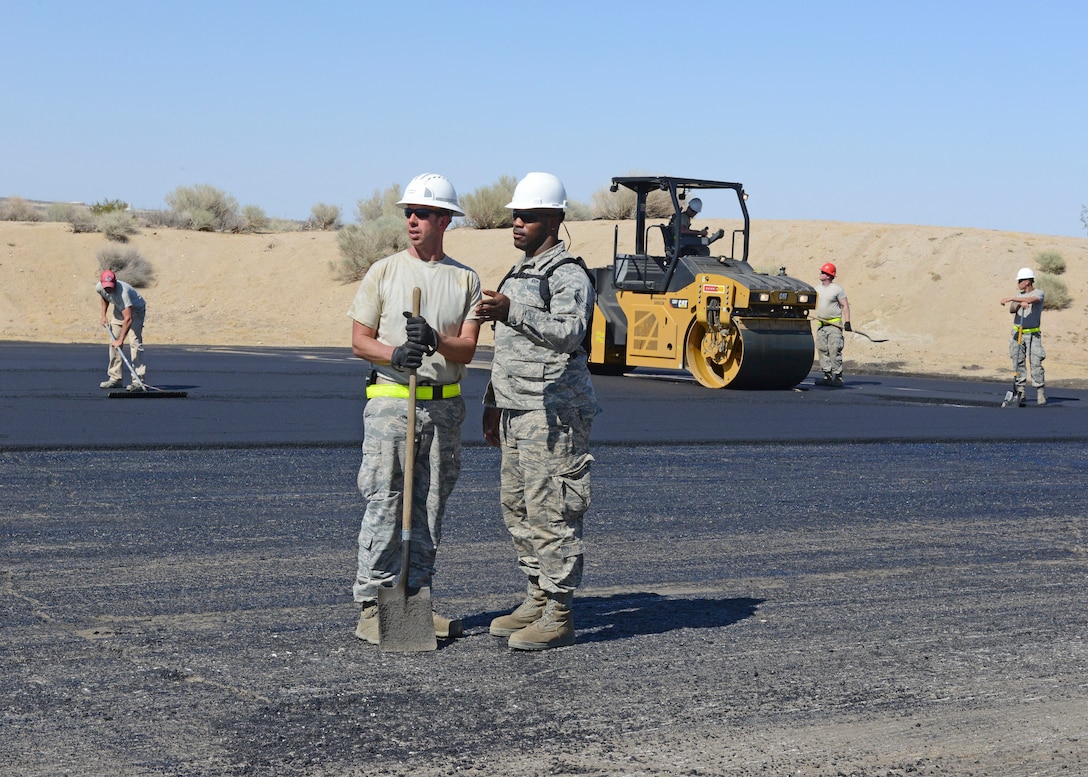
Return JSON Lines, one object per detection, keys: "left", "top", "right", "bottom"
{"left": 508, "top": 592, "right": 574, "bottom": 651}
{"left": 489, "top": 581, "right": 547, "bottom": 637}
{"left": 354, "top": 601, "right": 379, "bottom": 645}
{"left": 1037, "top": 387, "right": 1047, "bottom": 406}
{"left": 433, "top": 610, "right": 463, "bottom": 640}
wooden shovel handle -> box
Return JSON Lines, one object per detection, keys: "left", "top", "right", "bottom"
{"left": 399, "top": 288, "right": 421, "bottom": 571}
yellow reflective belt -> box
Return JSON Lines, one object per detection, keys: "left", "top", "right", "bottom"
{"left": 1014, "top": 327, "right": 1041, "bottom": 335}
{"left": 365, "top": 383, "right": 461, "bottom": 400}
{"left": 819, "top": 317, "right": 842, "bottom": 327}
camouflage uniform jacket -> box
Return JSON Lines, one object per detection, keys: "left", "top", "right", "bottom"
{"left": 484, "top": 241, "right": 598, "bottom": 413}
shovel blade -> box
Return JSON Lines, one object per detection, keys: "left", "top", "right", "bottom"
{"left": 1001, "top": 389, "right": 1014, "bottom": 408}
{"left": 377, "top": 584, "right": 437, "bottom": 652}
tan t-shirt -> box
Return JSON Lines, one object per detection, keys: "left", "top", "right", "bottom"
{"left": 347, "top": 250, "right": 481, "bottom": 385}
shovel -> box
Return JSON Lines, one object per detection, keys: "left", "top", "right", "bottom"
{"left": 815, "top": 318, "right": 889, "bottom": 343}
{"left": 377, "top": 287, "right": 437, "bottom": 652}
{"left": 102, "top": 323, "right": 187, "bottom": 399}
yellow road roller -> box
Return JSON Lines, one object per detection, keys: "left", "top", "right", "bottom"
{"left": 589, "top": 176, "right": 816, "bottom": 389}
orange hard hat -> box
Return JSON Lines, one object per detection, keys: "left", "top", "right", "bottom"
{"left": 819, "top": 262, "right": 837, "bottom": 278}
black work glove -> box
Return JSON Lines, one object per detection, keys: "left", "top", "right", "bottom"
{"left": 843, "top": 322, "right": 852, "bottom": 332}
{"left": 390, "top": 341, "right": 426, "bottom": 370}
{"left": 403, "top": 312, "right": 439, "bottom": 354}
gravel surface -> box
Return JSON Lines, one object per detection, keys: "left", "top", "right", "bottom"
{"left": 3, "top": 442, "right": 1086, "bottom": 776}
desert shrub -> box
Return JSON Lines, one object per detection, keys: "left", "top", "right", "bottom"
{"left": 46, "top": 202, "right": 78, "bottom": 222}
{"left": 97, "top": 245, "right": 155, "bottom": 288}
{"left": 1034, "top": 273, "right": 1071, "bottom": 310}
{"left": 89, "top": 198, "right": 129, "bottom": 215}
{"left": 308, "top": 202, "right": 342, "bottom": 231}
{"left": 461, "top": 176, "right": 516, "bottom": 229}
{"left": 45, "top": 202, "right": 96, "bottom": 232}
{"left": 564, "top": 199, "right": 593, "bottom": 222}
{"left": 239, "top": 204, "right": 269, "bottom": 233}
{"left": 357, "top": 185, "right": 403, "bottom": 222}
{"left": 1, "top": 196, "right": 42, "bottom": 222}
{"left": 1035, "top": 250, "right": 1065, "bottom": 275}
{"left": 335, "top": 215, "right": 409, "bottom": 282}
{"left": 591, "top": 186, "right": 634, "bottom": 220}
{"left": 590, "top": 184, "right": 683, "bottom": 220}
{"left": 647, "top": 191, "right": 675, "bottom": 218}
{"left": 97, "top": 210, "right": 138, "bottom": 241}
{"left": 267, "top": 217, "right": 302, "bottom": 232}
{"left": 165, "top": 184, "right": 240, "bottom": 232}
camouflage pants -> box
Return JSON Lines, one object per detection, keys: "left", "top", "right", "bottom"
{"left": 498, "top": 406, "right": 594, "bottom": 594}
{"left": 816, "top": 324, "right": 844, "bottom": 376}
{"left": 1010, "top": 332, "right": 1046, "bottom": 389}
{"left": 353, "top": 395, "right": 465, "bottom": 602}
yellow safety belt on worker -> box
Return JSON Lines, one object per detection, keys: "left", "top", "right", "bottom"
{"left": 366, "top": 383, "right": 461, "bottom": 400}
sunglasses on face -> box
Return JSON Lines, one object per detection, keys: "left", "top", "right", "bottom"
{"left": 404, "top": 208, "right": 439, "bottom": 220}
{"left": 512, "top": 210, "right": 547, "bottom": 224}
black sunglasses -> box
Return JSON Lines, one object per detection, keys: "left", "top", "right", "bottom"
{"left": 404, "top": 207, "right": 440, "bottom": 220}
{"left": 512, "top": 210, "right": 547, "bottom": 223}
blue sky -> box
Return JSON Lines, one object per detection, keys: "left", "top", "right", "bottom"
{"left": 4, "top": 0, "right": 1086, "bottom": 236}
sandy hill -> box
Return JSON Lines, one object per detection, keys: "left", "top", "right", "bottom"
{"left": 2, "top": 219, "right": 1086, "bottom": 386}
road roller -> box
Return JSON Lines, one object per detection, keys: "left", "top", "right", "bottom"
{"left": 588, "top": 176, "right": 816, "bottom": 389}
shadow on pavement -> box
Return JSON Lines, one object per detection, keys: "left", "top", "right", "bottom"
{"left": 463, "top": 592, "right": 763, "bottom": 644}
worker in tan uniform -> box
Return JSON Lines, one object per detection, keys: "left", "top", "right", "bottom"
{"left": 814, "top": 262, "right": 851, "bottom": 387}
{"left": 1000, "top": 266, "right": 1046, "bottom": 406}
{"left": 347, "top": 173, "right": 482, "bottom": 645}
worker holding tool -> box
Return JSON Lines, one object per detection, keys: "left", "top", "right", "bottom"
{"left": 346, "top": 173, "right": 481, "bottom": 645}
{"left": 1001, "top": 267, "right": 1046, "bottom": 406}
{"left": 96, "top": 269, "right": 148, "bottom": 390}
{"left": 814, "top": 262, "right": 851, "bottom": 387}
{"left": 476, "top": 172, "right": 599, "bottom": 651}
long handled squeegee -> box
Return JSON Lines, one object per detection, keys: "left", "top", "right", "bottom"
{"left": 103, "top": 323, "right": 188, "bottom": 399}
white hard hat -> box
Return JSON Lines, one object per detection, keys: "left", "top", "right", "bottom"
{"left": 688, "top": 197, "right": 702, "bottom": 214}
{"left": 1016, "top": 267, "right": 1035, "bottom": 281}
{"left": 396, "top": 173, "right": 465, "bottom": 216}
{"left": 505, "top": 172, "right": 567, "bottom": 210}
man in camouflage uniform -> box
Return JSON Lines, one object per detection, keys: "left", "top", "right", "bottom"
{"left": 347, "top": 173, "right": 482, "bottom": 645}
{"left": 1001, "top": 266, "right": 1047, "bottom": 406}
{"left": 476, "top": 172, "right": 598, "bottom": 651}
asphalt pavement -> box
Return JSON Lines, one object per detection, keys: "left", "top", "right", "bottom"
{"left": 2, "top": 341, "right": 1086, "bottom": 449}
{"left": 3, "top": 341, "right": 1087, "bottom": 776}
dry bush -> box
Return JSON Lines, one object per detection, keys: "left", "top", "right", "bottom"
{"left": 308, "top": 202, "right": 342, "bottom": 231}
{"left": 46, "top": 202, "right": 97, "bottom": 232}
{"left": 97, "top": 210, "right": 138, "bottom": 241}
{"left": 357, "top": 185, "right": 402, "bottom": 223}
{"left": 565, "top": 199, "right": 592, "bottom": 222}
{"left": 646, "top": 190, "right": 674, "bottom": 218}
{"left": 1035, "top": 273, "right": 1071, "bottom": 310}
{"left": 335, "top": 215, "right": 409, "bottom": 283}
{"left": 461, "top": 176, "right": 516, "bottom": 229}
{"left": 240, "top": 205, "right": 269, "bottom": 233}
{"left": 97, "top": 245, "right": 155, "bottom": 288}
{"left": 1, "top": 196, "right": 42, "bottom": 222}
{"left": 591, "top": 186, "right": 634, "bottom": 220}
{"left": 1035, "top": 250, "right": 1066, "bottom": 275}
{"left": 165, "top": 184, "right": 240, "bottom": 232}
